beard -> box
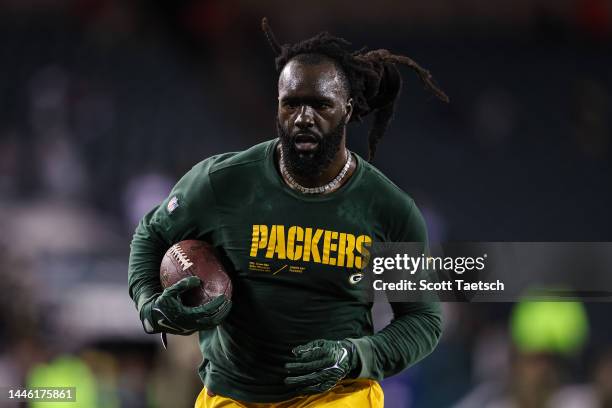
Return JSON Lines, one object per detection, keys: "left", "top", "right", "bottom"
{"left": 277, "top": 120, "right": 345, "bottom": 179}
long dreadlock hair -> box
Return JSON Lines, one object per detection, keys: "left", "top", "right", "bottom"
{"left": 262, "top": 17, "right": 449, "bottom": 161}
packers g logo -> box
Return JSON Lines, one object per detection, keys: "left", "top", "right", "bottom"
{"left": 349, "top": 272, "right": 363, "bottom": 285}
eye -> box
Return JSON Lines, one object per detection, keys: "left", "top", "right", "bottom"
{"left": 283, "top": 101, "right": 299, "bottom": 110}
{"left": 314, "top": 102, "right": 331, "bottom": 110}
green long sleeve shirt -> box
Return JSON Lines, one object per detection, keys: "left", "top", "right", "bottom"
{"left": 128, "top": 139, "right": 442, "bottom": 403}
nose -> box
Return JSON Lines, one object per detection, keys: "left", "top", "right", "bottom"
{"left": 294, "top": 105, "right": 314, "bottom": 130}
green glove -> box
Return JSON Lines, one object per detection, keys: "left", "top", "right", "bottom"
{"left": 139, "top": 276, "right": 232, "bottom": 335}
{"left": 284, "top": 339, "right": 359, "bottom": 394}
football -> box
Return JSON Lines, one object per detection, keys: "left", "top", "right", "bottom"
{"left": 160, "top": 240, "right": 233, "bottom": 307}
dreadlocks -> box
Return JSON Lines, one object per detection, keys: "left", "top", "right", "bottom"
{"left": 262, "top": 17, "right": 449, "bottom": 161}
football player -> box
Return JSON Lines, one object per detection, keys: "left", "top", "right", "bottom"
{"left": 128, "top": 18, "right": 448, "bottom": 407}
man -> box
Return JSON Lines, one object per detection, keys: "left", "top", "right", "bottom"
{"left": 128, "top": 18, "right": 448, "bottom": 407}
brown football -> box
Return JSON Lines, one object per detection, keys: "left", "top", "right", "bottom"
{"left": 160, "top": 240, "right": 232, "bottom": 307}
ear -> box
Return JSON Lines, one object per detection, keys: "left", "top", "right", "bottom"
{"left": 345, "top": 98, "right": 353, "bottom": 124}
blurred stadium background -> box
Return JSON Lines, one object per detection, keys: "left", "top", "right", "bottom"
{"left": 0, "top": 1, "right": 611, "bottom": 407}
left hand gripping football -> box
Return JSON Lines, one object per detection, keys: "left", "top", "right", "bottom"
{"left": 284, "top": 339, "right": 359, "bottom": 394}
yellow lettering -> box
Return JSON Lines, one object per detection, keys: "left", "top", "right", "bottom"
{"left": 322, "top": 231, "right": 339, "bottom": 265}
{"left": 354, "top": 235, "right": 372, "bottom": 269}
{"left": 287, "top": 226, "right": 304, "bottom": 260}
{"left": 322, "top": 230, "right": 332, "bottom": 264}
{"left": 328, "top": 231, "right": 338, "bottom": 266}
{"left": 303, "top": 228, "right": 313, "bottom": 262}
{"left": 337, "top": 233, "right": 346, "bottom": 267}
{"left": 341, "top": 233, "right": 356, "bottom": 268}
{"left": 309, "top": 229, "right": 323, "bottom": 263}
{"left": 265, "top": 225, "right": 278, "bottom": 258}
{"left": 252, "top": 224, "right": 370, "bottom": 269}
{"left": 274, "top": 225, "right": 286, "bottom": 260}
{"left": 250, "top": 225, "right": 268, "bottom": 257}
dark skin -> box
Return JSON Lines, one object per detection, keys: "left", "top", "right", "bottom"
{"left": 276, "top": 59, "right": 357, "bottom": 191}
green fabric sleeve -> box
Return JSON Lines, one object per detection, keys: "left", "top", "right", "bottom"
{"left": 347, "top": 302, "right": 442, "bottom": 380}
{"left": 348, "top": 198, "right": 443, "bottom": 380}
{"left": 127, "top": 160, "right": 219, "bottom": 321}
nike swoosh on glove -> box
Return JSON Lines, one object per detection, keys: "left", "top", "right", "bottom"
{"left": 284, "top": 339, "right": 359, "bottom": 395}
